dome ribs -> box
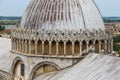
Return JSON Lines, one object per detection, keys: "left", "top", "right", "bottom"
{"left": 20, "top": 0, "right": 105, "bottom": 31}
{"left": 68, "top": 1, "right": 71, "bottom": 21}
{"left": 35, "top": 0, "right": 43, "bottom": 28}
{"left": 29, "top": 0, "right": 39, "bottom": 28}
{"left": 41, "top": 1, "right": 47, "bottom": 22}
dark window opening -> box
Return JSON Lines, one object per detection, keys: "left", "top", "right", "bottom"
{"left": 21, "top": 64, "right": 25, "bottom": 76}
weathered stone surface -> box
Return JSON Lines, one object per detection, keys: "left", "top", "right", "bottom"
{"left": 34, "top": 53, "right": 120, "bottom": 80}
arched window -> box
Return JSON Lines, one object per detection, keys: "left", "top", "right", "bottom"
{"left": 82, "top": 40, "right": 87, "bottom": 53}
{"left": 101, "top": 40, "right": 105, "bottom": 50}
{"left": 95, "top": 40, "right": 99, "bottom": 53}
{"left": 22, "top": 40, "right": 25, "bottom": 53}
{"left": 107, "top": 40, "right": 109, "bottom": 53}
{"left": 51, "top": 40, "right": 56, "bottom": 55}
{"left": 20, "top": 40, "right": 22, "bottom": 52}
{"left": 37, "top": 40, "right": 42, "bottom": 55}
{"left": 16, "top": 39, "right": 18, "bottom": 51}
{"left": 88, "top": 40, "right": 93, "bottom": 52}
{"left": 44, "top": 40, "right": 49, "bottom": 55}
{"left": 12, "top": 57, "right": 25, "bottom": 80}
{"left": 21, "top": 64, "right": 25, "bottom": 76}
{"left": 89, "top": 40, "right": 93, "bottom": 46}
{"left": 33, "top": 64, "right": 58, "bottom": 77}
{"left": 74, "top": 40, "right": 80, "bottom": 55}
{"left": 31, "top": 40, "right": 35, "bottom": 54}
{"left": 26, "top": 40, "right": 29, "bottom": 54}
{"left": 29, "top": 62, "right": 60, "bottom": 80}
{"left": 18, "top": 39, "right": 20, "bottom": 52}
{"left": 58, "top": 41, "right": 64, "bottom": 55}
{"left": 66, "top": 40, "right": 72, "bottom": 55}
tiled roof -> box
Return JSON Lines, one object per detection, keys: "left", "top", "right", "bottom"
{"left": 0, "top": 37, "right": 11, "bottom": 73}
{"left": 34, "top": 53, "right": 120, "bottom": 80}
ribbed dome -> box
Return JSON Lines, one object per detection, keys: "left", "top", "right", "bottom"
{"left": 20, "top": 0, "right": 105, "bottom": 31}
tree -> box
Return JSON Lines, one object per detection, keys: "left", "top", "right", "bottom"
{"left": 118, "top": 49, "right": 120, "bottom": 57}
{"left": 0, "top": 25, "right": 5, "bottom": 32}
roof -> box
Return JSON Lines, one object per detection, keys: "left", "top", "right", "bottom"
{"left": 20, "top": 0, "right": 105, "bottom": 31}
{"left": 0, "top": 37, "right": 11, "bottom": 73}
{"left": 34, "top": 53, "right": 120, "bottom": 80}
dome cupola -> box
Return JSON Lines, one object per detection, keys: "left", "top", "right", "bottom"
{"left": 11, "top": 0, "right": 112, "bottom": 58}
{"left": 10, "top": 1, "right": 113, "bottom": 80}
{"left": 20, "top": 0, "right": 105, "bottom": 31}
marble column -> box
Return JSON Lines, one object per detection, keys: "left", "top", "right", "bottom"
{"left": 21, "top": 40, "right": 22, "bottom": 52}
{"left": 29, "top": 40, "right": 31, "bottom": 54}
{"left": 13, "top": 39, "right": 15, "bottom": 50}
{"left": 16, "top": 40, "right": 19, "bottom": 51}
{"left": 86, "top": 41, "right": 89, "bottom": 53}
{"left": 80, "top": 41, "right": 82, "bottom": 56}
{"left": 25, "top": 40, "right": 27, "bottom": 54}
{"left": 99, "top": 41, "right": 102, "bottom": 53}
{"left": 15, "top": 40, "right": 17, "bottom": 51}
{"left": 18, "top": 40, "right": 21, "bottom": 52}
{"left": 14, "top": 39, "right": 15, "bottom": 50}
{"left": 108, "top": 40, "right": 110, "bottom": 53}
{"left": 42, "top": 41, "right": 44, "bottom": 55}
{"left": 35, "top": 41, "right": 38, "bottom": 55}
{"left": 11, "top": 39, "right": 13, "bottom": 50}
{"left": 56, "top": 42, "right": 59, "bottom": 56}
{"left": 49, "top": 41, "right": 52, "bottom": 56}
{"left": 93, "top": 40, "right": 95, "bottom": 51}
{"left": 19, "top": 40, "right": 22, "bottom": 52}
{"left": 105, "top": 40, "right": 107, "bottom": 53}
{"left": 64, "top": 42, "right": 66, "bottom": 56}
{"left": 111, "top": 39, "right": 113, "bottom": 52}
{"left": 22, "top": 40, "right": 24, "bottom": 53}
{"left": 72, "top": 42, "right": 75, "bottom": 56}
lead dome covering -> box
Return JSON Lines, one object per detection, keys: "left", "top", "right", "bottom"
{"left": 20, "top": 0, "right": 105, "bottom": 31}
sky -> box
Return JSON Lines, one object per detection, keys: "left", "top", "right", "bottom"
{"left": 0, "top": 0, "right": 120, "bottom": 17}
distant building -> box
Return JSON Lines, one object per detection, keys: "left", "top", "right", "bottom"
{"left": 105, "top": 22, "right": 120, "bottom": 32}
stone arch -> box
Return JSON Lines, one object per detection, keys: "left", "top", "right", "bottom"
{"left": 74, "top": 40, "right": 80, "bottom": 55}
{"left": 17, "top": 39, "right": 20, "bottom": 52}
{"left": 19, "top": 39, "right": 22, "bottom": 52}
{"left": 51, "top": 40, "right": 56, "bottom": 55}
{"left": 88, "top": 40, "right": 93, "bottom": 52}
{"left": 107, "top": 40, "right": 110, "bottom": 53}
{"left": 11, "top": 57, "right": 25, "bottom": 80}
{"left": 59, "top": 40, "right": 64, "bottom": 55}
{"left": 101, "top": 40, "right": 105, "bottom": 50}
{"left": 14, "top": 38, "right": 17, "bottom": 50}
{"left": 95, "top": 40, "right": 99, "bottom": 53}
{"left": 37, "top": 40, "right": 42, "bottom": 55}
{"left": 26, "top": 40, "right": 29, "bottom": 54}
{"left": 31, "top": 40, "right": 35, "bottom": 54}
{"left": 82, "top": 40, "right": 87, "bottom": 53}
{"left": 44, "top": 40, "right": 49, "bottom": 55}
{"left": 66, "top": 40, "right": 72, "bottom": 55}
{"left": 108, "top": 39, "right": 112, "bottom": 53}
{"left": 15, "top": 39, "right": 19, "bottom": 51}
{"left": 22, "top": 39, "right": 25, "bottom": 53}
{"left": 0, "top": 76, "right": 4, "bottom": 80}
{"left": 89, "top": 40, "right": 93, "bottom": 46}
{"left": 29, "top": 61, "right": 60, "bottom": 80}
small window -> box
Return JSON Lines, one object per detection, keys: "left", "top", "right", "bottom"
{"left": 21, "top": 64, "right": 25, "bottom": 76}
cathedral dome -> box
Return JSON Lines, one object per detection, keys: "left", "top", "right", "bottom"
{"left": 10, "top": 1, "right": 112, "bottom": 79}
{"left": 20, "top": 0, "right": 105, "bottom": 31}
